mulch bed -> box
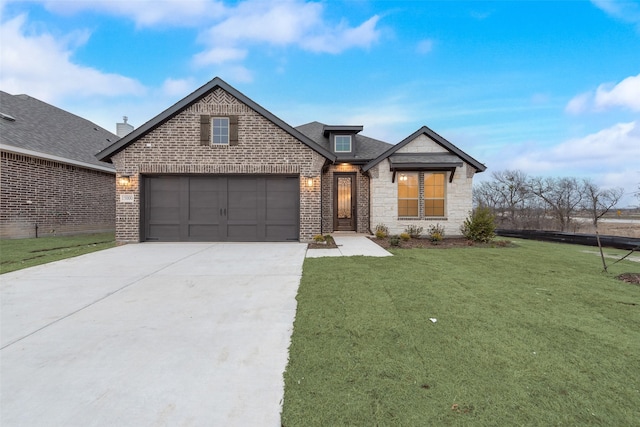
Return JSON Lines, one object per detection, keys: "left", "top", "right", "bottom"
{"left": 616, "top": 273, "right": 640, "bottom": 285}
{"left": 307, "top": 236, "right": 338, "bottom": 249}
{"left": 369, "top": 237, "right": 513, "bottom": 250}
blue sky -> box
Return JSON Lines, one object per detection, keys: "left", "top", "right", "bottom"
{"left": 1, "top": 0, "right": 639, "bottom": 205}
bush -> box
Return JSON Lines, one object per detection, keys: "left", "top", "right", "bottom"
{"left": 427, "top": 224, "right": 445, "bottom": 242}
{"left": 313, "top": 235, "right": 325, "bottom": 242}
{"left": 461, "top": 207, "right": 496, "bottom": 243}
{"left": 374, "top": 224, "right": 389, "bottom": 239}
{"left": 404, "top": 225, "right": 423, "bottom": 238}
{"left": 389, "top": 235, "right": 401, "bottom": 246}
{"left": 400, "top": 232, "right": 411, "bottom": 241}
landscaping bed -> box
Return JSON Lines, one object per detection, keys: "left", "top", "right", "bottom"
{"left": 369, "top": 236, "right": 513, "bottom": 249}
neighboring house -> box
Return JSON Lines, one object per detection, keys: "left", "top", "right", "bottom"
{"left": 96, "top": 77, "right": 485, "bottom": 243}
{"left": 0, "top": 91, "right": 117, "bottom": 239}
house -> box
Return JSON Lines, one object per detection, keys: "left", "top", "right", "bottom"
{"left": 0, "top": 91, "right": 117, "bottom": 239}
{"left": 96, "top": 77, "right": 485, "bottom": 243}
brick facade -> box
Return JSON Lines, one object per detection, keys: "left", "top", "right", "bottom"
{"left": 369, "top": 134, "right": 476, "bottom": 237}
{"left": 0, "top": 151, "right": 115, "bottom": 239}
{"left": 111, "top": 88, "right": 325, "bottom": 243}
{"left": 321, "top": 163, "right": 371, "bottom": 234}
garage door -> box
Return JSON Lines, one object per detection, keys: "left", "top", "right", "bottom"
{"left": 142, "top": 175, "right": 299, "bottom": 242}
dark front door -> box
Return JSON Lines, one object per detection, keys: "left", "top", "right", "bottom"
{"left": 143, "top": 175, "right": 299, "bottom": 242}
{"left": 334, "top": 173, "right": 356, "bottom": 231}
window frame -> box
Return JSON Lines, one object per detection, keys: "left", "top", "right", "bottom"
{"left": 334, "top": 135, "right": 352, "bottom": 153}
{"left": 423, "top": 172, "right": 446, "bottom": 217}
{"left": 397, "top": 171, "right": 447, "bottom": 218}
{"left": 211, "top": 117, "right": 230, "bottom": 145}
{"left": 397, "top": 172, "right": 419, "bottom": 217}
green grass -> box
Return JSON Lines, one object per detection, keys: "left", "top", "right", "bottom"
{"left": 282, "top": 239, "right": 640, "bottom": 426}
{"left": 0, "top": 232, "right": 116, "bottom": 274}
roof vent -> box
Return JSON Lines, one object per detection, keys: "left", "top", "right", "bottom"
{"left": 1, "top": 112, "right": 16, "bottom": 122}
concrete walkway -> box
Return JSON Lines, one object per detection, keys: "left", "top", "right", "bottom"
{"left": 306, "top": 234, "right": 393, "bottom": 258}
{"left": 1, "top": 242, "right": 307, "bottom": 427}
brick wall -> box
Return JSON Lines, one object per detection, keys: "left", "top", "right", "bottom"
{"left": 0, "top": 151, "right": 115, "bottom": 239}
{"left": 321, "top": 163, "right": 371, "bottom": 234}
{"left": 111, "top": 88, "right": 325, "bottom": 243}
{"left": 370, "top": 134, "right": 476, "bottom": 237}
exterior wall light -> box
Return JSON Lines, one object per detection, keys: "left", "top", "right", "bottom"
{"left": 118, "top": 175, "right": 131, "bottom": 186}
{"left": 306, "top": 177, "right": 314, "bottom": 187}
{"left": 399, "top": 174, "right": 408, "bottom": 182}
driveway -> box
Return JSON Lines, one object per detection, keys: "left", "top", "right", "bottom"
{"left": 1, "top": 242, "right": 307, "bottom": 426}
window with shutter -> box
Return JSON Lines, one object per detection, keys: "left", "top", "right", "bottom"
{"left": 200, "top": 115, "right": 238, "bottom": 146}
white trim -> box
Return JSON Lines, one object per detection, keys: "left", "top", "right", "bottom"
{"left": 0, "top": 144, "right": 115, "bottom": 173}
{"left": 211, "top": 116, "right": 230, "bottom": 145}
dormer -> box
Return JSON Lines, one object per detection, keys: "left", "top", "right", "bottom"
{"left": 323, "top": 125, "right": 363, "bottom": 157}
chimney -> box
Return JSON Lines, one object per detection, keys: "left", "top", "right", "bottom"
{"left": 116, "top": 116, "right": 134, "bottom": 138}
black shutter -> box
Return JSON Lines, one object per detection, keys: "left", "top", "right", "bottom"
{"left": 229, "top": 115, "right": 239, "bottom": 146}
{"left": 200, "top": 115, "right": 210, "bottom": 146}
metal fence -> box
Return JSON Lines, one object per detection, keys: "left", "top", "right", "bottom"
{"left": 496, "top": 229, "right": 640, "bottom": 250}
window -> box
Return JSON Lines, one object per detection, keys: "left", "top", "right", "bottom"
{"left": 397, "top": 172, "right": 419, "bottom": 217}
{"left": 334, "top": 135, "right": 352, "bottom": 152}
{"left": 398, "top": 172, "right": 446, "bottom": 217}
{"left": 424, "top": 173, "right": 445, "bottom": 216}
{"left": 212, "top": 117, "right": 229, "bottom": 145}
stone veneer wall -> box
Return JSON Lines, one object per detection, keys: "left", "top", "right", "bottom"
{"left": 321, "top": 163, "right": 370, "bottom": 234}
{"left": 111, "top": 88, "right": 325, "bottom": 243}
{"left": 0, "top": 151, "right": 115, "bottom": 239}
{"left": 369, "top": 134, "right": 476, "bottom": 237}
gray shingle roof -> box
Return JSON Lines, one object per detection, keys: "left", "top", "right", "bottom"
{"left": 295, "top": 121, "right": 392, "bottom": 162}
{"left": 96, "top": 77, "right": 336, "bottom": 162}
{"left": 363, "top": 125, "right": 486, "bottom": 173}
{"left": 0, "top": 91, "right": 116, "bottom": 170}
{"left": 388, "top": 153, "right": 464, "bottom": 168}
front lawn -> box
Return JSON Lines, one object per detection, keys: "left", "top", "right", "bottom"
{"left": 0, "top": 232, "right": 116, "bottom": 274}
{"left": 283, "top": 239, "right": 640, "bottom": 426}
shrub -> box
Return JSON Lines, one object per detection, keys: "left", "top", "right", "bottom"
{"left": 313, "top": 234, "right": 326, "bottom": 242}
{"left": 400, "top": 232, "right": 411, "bottom": 241}
{"left": 374, "top": 223, "right": 389, "bottom": 239}
{"left": 461, "top": 207, "right": 496, "bottom": 243}
{"left": 427, "top": 224, "right": 445, "bottom": 242}
{"left": 404, "top": 225, "right": 423, "bottom": 238}
{"left": 389, "top": 235, "right": 401, "bottom": 246}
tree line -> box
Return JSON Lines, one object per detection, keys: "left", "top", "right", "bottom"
{"left": 473, "top": 170, "right": 626, "bottom": 232}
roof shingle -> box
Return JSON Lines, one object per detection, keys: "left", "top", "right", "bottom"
{"left": 0, "top": 91, "right": 116, "bottom": 170}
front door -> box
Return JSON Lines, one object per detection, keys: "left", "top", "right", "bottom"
{"left": 334, "top": 173, "right": 357, "bottom": 231}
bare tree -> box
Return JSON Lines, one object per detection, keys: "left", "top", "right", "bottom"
{"left": 581, "top": 180, "right": 624, "bottom": 226}
{"left": 528, "top": 176, "right": 584, "bottom": 232}
{"left": 492, "top": 170, "right": 529, "bottom": 227}
{"left": 581, "top": 180, "right": 624, "bottom": 272}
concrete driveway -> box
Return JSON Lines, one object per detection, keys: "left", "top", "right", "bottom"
{"left": 1, "top": 242, "right": 307, "bottom": 426}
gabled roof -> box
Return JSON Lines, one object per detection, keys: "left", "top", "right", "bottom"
{"left": 363, "top": 125, "right": 486, "bottom": 173}
{"left": 296, "top": 121, "right": 392, "bottom": 163}
{"left": 0, "top": 91, "right": 116, "bottom": 172}
{"left": 96, "top": 77, "right": 336, "bottom": 162}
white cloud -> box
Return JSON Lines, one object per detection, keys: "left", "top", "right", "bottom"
{"left": 0, "top": 14, "right": 145, "bottom": 102}
{"left": 565, "top": 92, "right": 591, "bottom": 114}
{"left": 565, "top": 73, "right": 640, "bottom": 114}
{"left": 592, "top": 0, "right": 640, "bottom": 30}
{"left": 161, "top": 78, "right": 197, "bottom": 97}
{"left": 193, "top": 46, "right": 247, "bottom": 66}
{"left": 39, "top": 0, "right": 225, "bottom": 27}
{"left": 594, "top": 74, "right": 640, "bottom": 111}
{"left": 506, "top": 121, "right": 640, "bottom": 205}
{"left": 195, "top": 0, "right": 381, "bottom": 65}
